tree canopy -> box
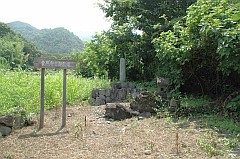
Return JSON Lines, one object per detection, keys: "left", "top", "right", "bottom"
{"left": 73, "top": 0, "right": 196, "bottom": 80}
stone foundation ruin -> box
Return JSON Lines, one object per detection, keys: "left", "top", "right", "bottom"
{"left": 91, "top": 58, "right": 172, "bottom": 120}
{"left": 91, "top": 82, "right": 143, "bottom": 106}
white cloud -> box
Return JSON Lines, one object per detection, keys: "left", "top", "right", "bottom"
{"left": 0, "top": 0, "right": 111, "bottom": 34}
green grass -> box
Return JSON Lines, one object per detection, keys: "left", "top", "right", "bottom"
{"left": 0, "top": 70, "right": 110, "bottom": 115}
{"left": 199, "top": 114, "right": 240, "bottom": 134}
{"left": 181, "top": 96, "right": 211, "bottom": 108}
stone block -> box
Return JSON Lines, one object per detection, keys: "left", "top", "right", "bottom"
{"left": 106, "top": 89, "right": 111, "bottom": 97}
{"left": 106, "top": 97, "right": 112, "bottom": 103}
{"left": 0, "top": 115, "right": 14, "bottom": 127}
{"left": 95, "top": 97, "right": 106, "bottom": 105}
{"left": 91, "top": 89, "right": 99, "bottom": 98}
{"left": 13, "top": 116, "right": 25, "bottom": 129}
{"left": 99, "top": 89, "right": 106, "bottom": 96}
{"left": 120, "top": 58, "right": 126, "bottom": 82}
{"left": 130, "top": 91, "right": 157, "bottom": 113}
{"left": 0, "top": 125, "right": 12, "bottom": 136}
{"left": 117, "top": 88, "right": 127, "bottom": 100}
{"left": 99, "top": 95, "right": 105, "bottom": 100}
{"left": 111, "top": 89, "right": 118, "bottom": 100}
{"left": 105, "top": 103, "right": 132, "bottom": 120}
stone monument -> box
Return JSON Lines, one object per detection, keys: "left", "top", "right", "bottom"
{"left": 120, "top": 58, "right": 126, "bottom": 82}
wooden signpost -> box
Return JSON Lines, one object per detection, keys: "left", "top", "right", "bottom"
{"left": 34, "top": 58, "right": 76, "bottom": 129}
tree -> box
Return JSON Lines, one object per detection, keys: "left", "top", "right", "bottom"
{"left": 0, "top": 22, "right": 42, "bottom": 69}
{"left": 72, "top": 32, "right": 115, "bottom": 78}
{"left": 99, "top": 0, "right": 196, "bottom": 80}
{"left": 153, "top": 0, "right": 240, "bottom": 95}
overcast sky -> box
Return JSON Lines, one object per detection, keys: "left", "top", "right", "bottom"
{"left": 0, "top": 0, "right": 111, "bottom": 37}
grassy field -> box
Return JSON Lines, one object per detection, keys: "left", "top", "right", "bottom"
{"left": 0, "top": 70, "right": 110, "bottom": 115}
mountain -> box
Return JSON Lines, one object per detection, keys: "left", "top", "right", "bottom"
{"left": 7, "top": 21, "right": 38, "bottom": 32}
{"left": 7, "top": 21, "right": 84, "bottom": 54}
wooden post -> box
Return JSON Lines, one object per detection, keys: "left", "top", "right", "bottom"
{"left": 39, "top": 68, "right": 45, "bottom": 130}
{"left": 62, "top": 69, "right": 67, "bottom": 128}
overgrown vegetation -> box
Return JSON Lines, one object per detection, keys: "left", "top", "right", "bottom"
{"left": 0, "top": 70, "right": 110, "bottom": 115}
{"left": 71, "top": 0, "right": 240, "bottom": 117}
{"left": 154, "top": 0, "right": 240, "bottom": 96}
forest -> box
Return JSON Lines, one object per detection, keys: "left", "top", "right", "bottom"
{"left": 0, "top": 22, "right": 41, "bottom": 69}
{"left": 7, "top": 21, "right": 84, "bottom": 54}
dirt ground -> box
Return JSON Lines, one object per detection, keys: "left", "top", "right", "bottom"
{"left": 0, "top": 104, "right": 239, "bottom": 159}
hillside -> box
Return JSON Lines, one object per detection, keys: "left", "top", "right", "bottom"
{"left": 7, "top": 21, "right": 84, "bottom": 54}
{"left": 0, "top": 22, "right": 41, "bottom": 68}
{"left": 7, "top": 21, "right": 38, "bottom": 33}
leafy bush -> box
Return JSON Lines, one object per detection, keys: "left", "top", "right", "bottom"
{"left": 153, "top": 0, "right": 240, "bottom": 95}
{"left": 226, "top": 95, "right": 240, "bottom": 117}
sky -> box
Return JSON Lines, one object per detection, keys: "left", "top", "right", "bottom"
{"left": 0, "top": 0, "right": 112, "bottom": 39}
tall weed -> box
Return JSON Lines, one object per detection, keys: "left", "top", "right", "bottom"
{"left": 0, "top": 70, "right": 110, "bottom": 115}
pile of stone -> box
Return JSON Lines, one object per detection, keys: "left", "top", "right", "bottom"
{"left": 0, "top": 108, "right": 33, "bottom": 137}
{"left": 0, "top": 115, "right": 14, "bottom": 137}
{"left": 130, "top": 91, "right": 158, "bottom": 113}
{"left": 105, "top": 103, "right": 135, "bottom": 120}
{"left": 105, "top": 91, "right": 158, "bottom": 120}
{"left": 91, "top": 82, "right": 143, "bottom": 105}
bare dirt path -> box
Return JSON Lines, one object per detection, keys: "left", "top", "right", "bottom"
{"left": 0, "top": 104, "right": 238, "bottom": 159}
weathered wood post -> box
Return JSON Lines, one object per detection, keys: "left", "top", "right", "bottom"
{"left": 62, "top": 69, "right": 67, "bottom": 128}
{"left": 120, "top": 58, "right": 126, "bottom": 82}
{"left": 39, "top": 68, "right": 45, "bottom": 129}
{"left": 34, "top": 58, "right": 76, "bottom": 129}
